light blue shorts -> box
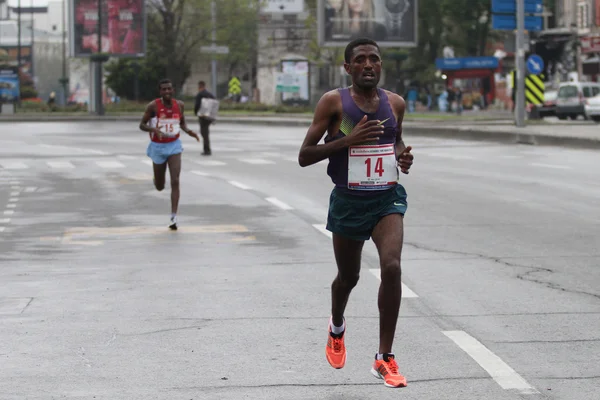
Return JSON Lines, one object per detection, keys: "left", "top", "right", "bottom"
{"left": 146, "top": 138, "right": 183, "bottom": 165}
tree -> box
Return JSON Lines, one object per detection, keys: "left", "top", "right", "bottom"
{"left": 106, "top": 0, "right": 262, "bottom": 100}
{"left": 147, "top": 0, "right": 210, "bottom": 92}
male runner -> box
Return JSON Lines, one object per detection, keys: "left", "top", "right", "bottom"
{"left": 139, "top": 79, "right": 200, "bottom": 230}
{"left": 298, "top": 38, "right": 414, "bottom": 388}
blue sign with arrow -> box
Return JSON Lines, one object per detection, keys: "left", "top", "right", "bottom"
{"left": 526, "top": 54, "right": 544, "bottom": 75}
{"left": 491, "top": 0, "right": 543, "bottom": 14}
{"left": 492, "top": 14, "right": 543, "bottom": 31}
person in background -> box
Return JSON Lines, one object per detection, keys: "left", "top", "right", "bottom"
{"left": 194, "top": 81, "right": 216, "bottom": 156}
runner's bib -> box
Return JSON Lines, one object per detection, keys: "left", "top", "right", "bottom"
{"left": 156, "top": 118, "right": 181, "bottom": 137}
{"left": 348, "top": 143, "right": 398, "bottom": 190}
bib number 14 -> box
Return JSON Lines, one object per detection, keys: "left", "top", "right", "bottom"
{"left": 348, "top": 144, "right": 398, "bottom": 190}
{"left": 365, "top": 157, "right": 385, "bottom": 177}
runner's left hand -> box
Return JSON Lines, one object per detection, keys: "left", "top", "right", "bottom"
{"left": 397, "top": 146, "right": 413, "bottom": 174}
{"left": 188, "top": 131, "right": 200, "bottom": 142}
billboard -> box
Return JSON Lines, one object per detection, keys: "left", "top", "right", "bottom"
{"left": 69, "top": 0, "right": 146, "bottom": 57}
{"left": 0, "top": 46, "right": 33, "bottom": 80}
{"left": 0, "top": 67, "right": 20, "bottom": 102}
{"left": 279, "top": 59, "right": 310, "bottom": 104}
{"left": 318, "top": 0, "right": 418, "bottom": 48}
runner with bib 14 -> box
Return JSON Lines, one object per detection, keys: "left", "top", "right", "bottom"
{"left": 298, "top": 37, "right": 414, "bottom": 388}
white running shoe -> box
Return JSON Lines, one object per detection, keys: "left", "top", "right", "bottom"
{"left": 169, "top": 216, "right": 178, "bottom": 230}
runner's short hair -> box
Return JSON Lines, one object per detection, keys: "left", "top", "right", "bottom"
{"left": 344, "top": 38, "right": 380, "bottom": 63}
{"left": 158, "top": 79, "right": 172, "bottom": 88}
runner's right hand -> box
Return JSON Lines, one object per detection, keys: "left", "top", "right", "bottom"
{"left": 345, "top": 115, "right": 385, "bottom": 145}
{"left": 152, "top": 128, "right": 164, "bottom": 139}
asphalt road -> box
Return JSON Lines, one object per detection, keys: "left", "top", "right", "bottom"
{"left": 0, "top": 121, "right": 598, "bottom": 400}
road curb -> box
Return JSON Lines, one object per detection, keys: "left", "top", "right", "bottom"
{"left": 2, "top": 115, "right": 598, "bottom": 150}
{"left": 408, "top": 126, "right": 600, "bottom": 150}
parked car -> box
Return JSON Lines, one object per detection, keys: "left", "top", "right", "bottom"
{"left": 532, "top": 89, "right": 557, "bottom": 118}
{"left": 584, "top": 93, "right": 600, "bottom": 122}
{"left": 555, "top": 81, "right": 600, "bottom": 120}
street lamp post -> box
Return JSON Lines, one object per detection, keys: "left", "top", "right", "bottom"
{"left": 17, "top": 0, "right": 21, "bottom": 106}
{"left": 60, "top": 0, "right": 69, "bottom": 106}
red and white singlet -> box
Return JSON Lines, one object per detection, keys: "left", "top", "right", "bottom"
{"left": 149, "top": 98, "right": 181, "bottom": 143}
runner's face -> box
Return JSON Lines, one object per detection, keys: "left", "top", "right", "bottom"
{"left": 346, "top": 44, "right": 381, "bottom": 90}
{"left": 160, "top": 83, "right": 173, "bottom": 100}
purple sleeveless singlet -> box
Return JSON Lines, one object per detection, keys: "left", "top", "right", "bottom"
{"left": 324, "top": 87, "right": 398, "bottom": 195}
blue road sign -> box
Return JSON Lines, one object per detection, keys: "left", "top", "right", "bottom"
{"left": 527, "top": 55, "right": 544, "bottom": 74}
{"left": 492, "top": 0, "right": 543, "bottom": 14}
{"left": 435, "top": 57, "right": 499, "bottom": 71}
{"left": 492, "top": 14, "right": 543, "bottom": 31}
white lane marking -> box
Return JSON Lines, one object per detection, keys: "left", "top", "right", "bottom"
{"left": 39, "top": 144, "right": 107, "bottom": 155}
{"left": 10, "top": 192, "right": 20, "bottom": 196}
{"left": 194, "top": 160, "right": 227, "bottom": 166}
{"left": 142, "top": 160, "right": 153, "bottom": 166}
{"left": 0, "top": 227, "right": 5, "bottom": 233}
{"left": 96, "top": 161, "right": 125, "bottom": 169}
{"left": 312, "top": 224, "right": 332, "bottom": 238}
{"left": 243, "top": 158, "right": 276, "bottom": 165}
{"left": 265, "top": 197, "right": 294, "bottom": 210}
{"left": 443, "top": 331, "right": 539, "bottom": 394}
{"left": 9, "top": 198, "right": 18, "bottom": 203}
{"left": 10, "top": 186, "right": 21, "bottom": 190}
{"left": 9, "top": 181, "right": 20, "bottom": 185}
{"left": 4, "top": 210, "right": 14, "bottom": 215}
{"left": 190, "top": 170, "right": 210, "bottom": 177}
{"left": 530, "top": 163, "right": 571, "bottom": 170}
{"left": 24, "top": 187, "right": 37, "bottom": 193}
{"left": 0, "top": 218, "right": 11, "bottom": 223}
{"left": 501, "top": 155, "right": 522, "bottom": 159}
{"left": 228, "top": 181, "right": 251, "bottom": 190}
{"left": 6, "top": 204, "right": 16, "bottom": 209}
{"left": 368, "top": 269, "right": 419, "bottom": 298}
{"left": 426, "top": 153, "right": 475, "bottom": 160}
{"left": 47, "top": 161, "right": 75, "bottom": 169}
{"left": 0, "top": 162, "right": 28, "bottom": 169}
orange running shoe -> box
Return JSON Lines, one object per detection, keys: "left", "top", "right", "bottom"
{"left": 371, "top": 353, "right": 407, "bottom": 388}
{"left": 325, "top": 319, "right": 346, "bottom": 369}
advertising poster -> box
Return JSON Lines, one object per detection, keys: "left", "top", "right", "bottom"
{"left": 70, "top": 0, "right": 146, "bottom": 57}
{"left": 0, "top": 66, "right": 20, "bottom": 102}
{"left": 318, "top": 0, "right": 418, "bottom": 47}
{"left": 280, "top": 60, "right": 310, "bottom": 104}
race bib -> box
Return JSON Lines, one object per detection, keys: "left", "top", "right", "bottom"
{"left": 348, "top": 143, "right": 398, "bottom": 190}
{"left": 158, "top": 118, "right": 180, "bottom": 137}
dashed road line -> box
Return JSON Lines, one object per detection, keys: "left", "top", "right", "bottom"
{"left": 530, "top": 163, "right": 571, "bottom": 170}
{"left": 0, "top": 162, "right": 29, "bottom": 170}
{"left": 243, "top": 158, "right": 276, "bottom": 165}
{"left": 190, "top": 170, "right": 210, "bottom": 177}
{"left": 194, "top": 160, "right": 227, "bottom": 166}
{"left": 47, "top": 161, "right": 76, "bottom": 169}
{"left": 228, "top": 181, "right": 251, "bottom": 190}
{"left": 368, "top": 269, "right": 419, "bottom": 298}
{"left": 265, "top": 197, "right": 293, "bottom": 210}
{"left": 312, "top": 224, "right": 332, "bottom": 238}
{"left": 443, "top": 330, "right": 539, "bottom": 394}
{"left": 96, "top": 161, "right": 125, "bottom": 169}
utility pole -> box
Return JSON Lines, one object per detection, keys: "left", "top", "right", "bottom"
{"left": 211, "top": 0, "right": 217, "bottom": 96}
{"left": 60, "top": 0, "right": 68, "bottom": 106}
{"left": 515, "top": 0, "right": 526, "bottom": 127}
{"left": 95, "top": 0, "right": 105, "bottom": 115}
{"left": 17, "top": 0, "right": 21, "bottom": 106}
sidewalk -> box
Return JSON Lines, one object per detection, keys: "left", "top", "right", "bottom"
{"left": 1, "top": 112, "right": 598, "bottom": 149}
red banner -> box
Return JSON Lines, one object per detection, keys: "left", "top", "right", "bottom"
{"left": 581, "top": 36, "right": 600, "bottom": 54}
{"left": 70, "top": 0, "right": 146, "bottom": 57}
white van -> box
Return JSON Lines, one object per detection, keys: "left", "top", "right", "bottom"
{"left": 555, "top": 81, "right": 600, "bottom": 120}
